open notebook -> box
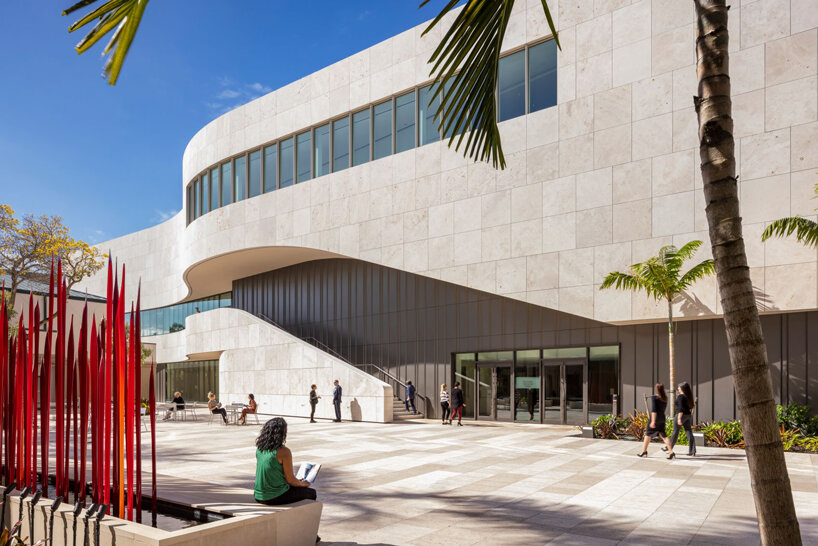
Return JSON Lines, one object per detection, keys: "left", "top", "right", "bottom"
{"left": 296, "top": 462, "right": 321, "bottom": 484}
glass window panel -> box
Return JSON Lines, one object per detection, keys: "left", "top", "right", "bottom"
{"left": 279, "top": 138, "right": 294, "bottom": 188}
{"left": 498, "top": 50, "right": 526, "bottom": 121}
{"left": 221, "top": 162, "right": 232, "bottom": 205}
{"left": 332, "top": 117, "right": 350, "bottom": 172}
{"left": 542, "top": 347, "right": 586, "bottom": 359}
{"left": 528, "top": 40, "right": 558, "bottom": 113}
{"left": 477, "top": 351, "right": 513, "bottom": 362}
{"left": 418, "top": 84, "right": 440, "bottom": 145}
{"left": 314, "top": 124, "right": 330, "bottom": 177}
{"left": 352, "top": 109, "right": 371, "bottom": 166}
{"left": 233, "top": 155, "right": 246, "bottom": 202}
{"left": 296, "top": 131, "right": 312, "bottom": 183}
{"left": 201, "top": 173, "right": 209, "bottom": 214}
{"left": 193, "top": 180, "right": 200, "bottom": 219}
{"left": 263, "top": 145, "right": 277, "bottom": 192}
{"left": 373, "top": 101, "right": 392, "bottom": 160}
{"left": 248, "top": 150, "right": 261, "bottom": 197}
{"left": 442, "top": 75, "right": 466, "bottom": 138}
{"left": 395, "top": 91, "right": 416, "bottom": 153}
{"left": 515, "top": 350, "right": 540, "bottom": 422}
{"left": 589, "top": 346, "right": 619, "bottom": 421}
{"left": 210, "top": 167, "right": 219, "bottom": 209}
{"left": 454, "top": 353, "right": 475, "bottom": 420}
{"left": 187, "top": 185, "right": 193, "bottom": 223}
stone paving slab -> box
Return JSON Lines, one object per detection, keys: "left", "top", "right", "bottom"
{"left": 147, "top": 416, "right": 818, "bottom": 545}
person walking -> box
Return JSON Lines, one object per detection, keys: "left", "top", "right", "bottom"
{"left": 405, "top": 381, "right": 417, "bottom": 414}
{"left": 309, "top": 384, "right": 321, "bottom": 423}
{"left": 450, "top": 382, "right": 465, "bottom": 426}
{"left": 667, "top": 382, "right": 697, "bottom": 456}
{"left": 637, "top": 383, "right": 675, "bottom": 459}
{"left": 332, "top": 380, "right": 342, "bottom": 422}
{"left": 439, "top": 383, "right": 451, "bottom": 425}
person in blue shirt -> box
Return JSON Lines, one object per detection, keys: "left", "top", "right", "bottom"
{"left": 332, "top": 380, "right": 342, "bottom": 422}
{"left": 405, "top": 381, "right": 417, "bottom": 414}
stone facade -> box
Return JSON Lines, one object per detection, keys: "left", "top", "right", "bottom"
{"left": 79, "top": 0, "right": 818, "bottom": 330}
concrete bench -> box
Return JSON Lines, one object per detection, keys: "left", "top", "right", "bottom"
{"left": 2, "top": 487, "right": 322, "bottom": 546}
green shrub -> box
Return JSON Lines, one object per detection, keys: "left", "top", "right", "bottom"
{"left": 776, "top": 403, "right": 818, "bottom": 435}
{"left": 779, "top": 426, "right": 800, "bottom": 451}
{"left": 796, "top": 435, "right": 818, "bottom": 453}
{"left": 664, "top": 418, "right": 688, "bottom": 445}
{"left": 626, "top": 410, "right": 648, "bottom": 441}
{"left": 591, "top": 414, "right": 623, "bottom": 439}
{"left": 702, "top": 420, "right": 744, "bottom": 448}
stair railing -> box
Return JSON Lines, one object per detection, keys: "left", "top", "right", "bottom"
{"left": 256, "top": 313, "right": 429, "bottom": 416}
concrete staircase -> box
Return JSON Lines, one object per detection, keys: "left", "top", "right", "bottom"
{"left": 392, "top": 396, "right": 423, "bottom": 420}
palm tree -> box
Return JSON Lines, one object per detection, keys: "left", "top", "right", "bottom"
{"left": 761, "top": 183, "right": 818, "bottom": 247}
{"left": 694, "top": 1, "right": 800, "bottom": 542}
{"left": 63, "top": 0, "right": 149, "bottom": 85}
{"left": 62, "top": 0, "right": 802, "bottom": 542}
{"left": 599, "top": 241, "right": 715, "bottom": 411}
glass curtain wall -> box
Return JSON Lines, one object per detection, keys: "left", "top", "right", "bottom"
{"left": 186, "top": 39, "right": 559, "bottom": 224}
{"left": 210, "top": 167, "right": 220, "bottom": 209}
{"left": 263, "top": 145, "right": 277, "bottom": 192}
{"left": 515, "top": 350, "right": 540, "bottom": 422}
{"left": 280, "top": 138, "right": 294, "bottom": 188}
{"left": 248, "top": 150, "right": 261, "bottom": 198}
{"left": 234, "top": 155, "right": 246, "bottom": 202}
{"left": 221, "top": 162, "right": 232, "bottom": 206}
{"left": 589, "top": 346, "right": 619, "bottom": 421}
{"left": 135, "top": 292, "right": 232, "bottom": 337}
{"left": 314, "top": 124, "right": 330, "bottom": 177}
{"left": 373, "top": 101, "right": 392, "bottom": 160}
{"left": 296, "top": 131, "right": 312, "bottom": 183}
{"left": 528, "top": 40, "right": 558, "bottom": 113}
{"left": 454, "top": 353, "right": 475, "bottom": 419}
{"left": 498, "top": 50, "right": 525, "bottom": 121}
{"left": 352, "top": 109, "right": 371, "bottom": 166}
{"left": 157, "top": 360, "right": 218, "bottom": 403}
{"left": 332, "top": 117, "right": 350, "bottom": 171}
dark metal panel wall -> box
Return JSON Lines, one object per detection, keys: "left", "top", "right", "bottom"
{"left": 232, "top": 258, "right": 818, "bottom": 421}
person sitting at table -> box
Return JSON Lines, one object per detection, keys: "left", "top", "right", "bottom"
{"left": 238, "top": 393, "right": 258, "bottom": 425}
{"left": 163, "top": 391, "right": 185, "bottom": 421}
{"left": 208, "top": 391, "right": 228, "bottom": 424}
{"left": 254, "top": 417, "right": 317, "bottom": 506}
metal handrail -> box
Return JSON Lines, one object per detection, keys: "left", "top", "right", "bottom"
{"left": 256, "top": 312, "right": 429, "bottom": 415}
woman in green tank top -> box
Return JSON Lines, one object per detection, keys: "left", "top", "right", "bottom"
{"left": 254, "top": 417, "right": 317, "bottom": 505}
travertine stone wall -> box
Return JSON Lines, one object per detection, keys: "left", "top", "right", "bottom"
{"left": 183, "top": 308, "right": 393, "bottom": 422}
{"left": 79, "top": 0, "right": 818, "bottom": 327}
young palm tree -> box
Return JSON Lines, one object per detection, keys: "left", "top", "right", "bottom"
{"left": 761, "top": 183, "right": 818, "bottom": 247}
{"left": 63, "top": 0, "right": 802, "bottom": 541}
{"left": 695, "top": 1, "right": 800, "bottom": 542}
{"left": 599, "top": 241, "right": 715, "bottom": 411}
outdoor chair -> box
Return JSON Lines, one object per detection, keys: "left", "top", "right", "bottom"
{"left": 181, "top": 402, "right": 197, "bottom": 421}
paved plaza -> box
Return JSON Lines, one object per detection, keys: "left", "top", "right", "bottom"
{"left": 152, "top": 415, "right": 818, "bottom": 545}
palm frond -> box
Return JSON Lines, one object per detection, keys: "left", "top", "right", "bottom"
{"left": 422, "top": 0, "right": 559, "bottom": 169}
{"left": 599, "top": 271, "right": 644, "bottom": 293}
{"left": 674, "top": 240, "right": 704, "bottom": 261}
{"left": 677, "top": 259, "right": 715, "bottom": 292}
{"left": 761, "top": 216, "right": 818, "bottom": 248}
{"left": 63, "top": 0, "right": 149, "bottom": 85}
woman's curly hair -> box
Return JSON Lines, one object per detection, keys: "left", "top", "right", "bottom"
{"left": 256, "top": 417, "right": 288, "bottom": 451}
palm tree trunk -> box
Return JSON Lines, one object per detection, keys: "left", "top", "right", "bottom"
{"left": 694, "top": 1, "right": 801, "bottom": 543}
{"left": 667, "top": 299, "right": 675, "bottom": 413}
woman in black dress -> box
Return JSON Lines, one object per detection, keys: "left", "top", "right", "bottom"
{"left": 638, "top": 383, "right": 675, "bottom": 459}
{"left": 668, "top": 382, "right": 696, "bottom": 456}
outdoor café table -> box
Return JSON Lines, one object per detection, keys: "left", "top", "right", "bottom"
{"left": 227, "top": 403, "right": 245, "bottom": 424}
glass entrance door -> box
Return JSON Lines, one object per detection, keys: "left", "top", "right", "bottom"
{"left": 476, "top": 363, "right": 512, "bottom": 420}
{"left": 542, "top": 360, "right": 586, "bottom": 425}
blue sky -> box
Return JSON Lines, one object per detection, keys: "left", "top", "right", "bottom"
{"left": 0, "top": 1, "right": 448, "bottom": 243}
